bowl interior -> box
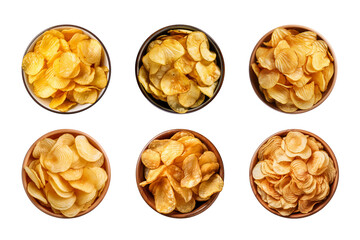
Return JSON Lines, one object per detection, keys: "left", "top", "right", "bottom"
{"left": 22, "top": 129, "right": 111, "bottom": 218}
{"left": 249, "top": 25, "right": 337, "bottom": 114}
{"left": 136, "top": 129, "right": 224, "bottom": 218}
{"left": 249, "top": 129, "right": 339, "bottom": 218}
{"left": 135, "top": 24, "right": 225, "bottom": 114}
{"left": 22, "top": 25, "right": 111, "bottom": 114}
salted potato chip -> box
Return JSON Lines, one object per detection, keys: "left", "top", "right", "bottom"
{"left": 91, "top": 66, "right": 108, "bottom": 89}
{"left": 266, "top": 84, "right": 290, "bottom": 104}
{"left": 201, "top": 162, "right": 219, "bottom": 181}
{"left": 27, "top": 181, "right": 48, "bottom": 204}
{"left": 49, "top": 91, "right": 67, "bottom": 109}
{"left": 149, "top": 39, "right": 185, "bottom": 65}
{"left": 46, "top": 183, "right": 76, "bottom": 211}
{"left": 195, "top": 61, "right": 220, "bottom": 86}
{"left": 174, "top": 191, "right": 196, "bottom": 213}
{"left": 139, "top": 165, "right": 166, "bottom": 187}
{"left": 58, "top": 52, "right": 80, "bottom": 78}
{"left": 75, "top": 135, "right": 103, "bottom": 162}
{"left": 170, "top": 131, "right": 194, "bottom": 141}
{"left": 25, "top": 166, "right": 43, "bottom": 189}
{"left": 161, "top": 140, "right": 184, "bottom": 166}
{"left": 178, "top": 80, "right": 201, "bottom": 107}
{"left": 258, "top": 69, "right": 280, "bottom": 89}
{"left": 60, "top": 203, "right": 82, "bottom": 217}
{"left": 43, "top": 144, "right": 73, "bottom": 173}
{"left": 153, "top": 178, "right": 176, "bottom": 214}
{"left": 33, "top": 138, "right": 56, "bottom": 159}
{"left": 77, "top": 39, "right": 102, "bottom": 65}
{"left": 22, "top": 52, "right": 45, "bottom": 75}
{"left": 39, "top": 34, "right": 60, "bottom": 61}
{"left": 200, "top": 40, "right": 216, "bottom": 62}
{"left": 73, "top": 89, "right": 98, "bottom": 104}
{"left": 141, "top": 149, "right": 161, "bottom": 169}
{"left": 166, "top": 172, "right": 192, "bottom": 203}
{"left": 138, "top": 66, "right": 151, "bottom": 93}
{"left": 180, "top": 154, "right": 202, "bottom": 188}
{"left": 59, "top": 168, "right": 83, "bottom": 181}
{"left": 174, "top": 54, "right": 196, "bottom": 74}
{"left": 161, "top": 68, "right": 191, "bottom": 95}
{"left": 73, "top": 63, "right": 95, "bottom": 85}
{"left": 187, "top": 31, "right": 207, "bottom": 61}
{"left": 167, "top": 95, "right": 188, "bottom": 114}
{"left": 68, "top": 168, "right": 96, "bottom": 193}
{"left": 199, "top": 173, "right": 224, "bottom": 199}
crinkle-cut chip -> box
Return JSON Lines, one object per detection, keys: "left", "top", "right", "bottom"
{"left": 177, "top": 136, "right": 202, "bottom": 148}
{"left": 307, "top": 150, "right": 329, "bottom": 176}
{"left": 272, "top": 160, "right": 291, "bottom": 175}
{"left": 170, "top": 131, "right": 194, "bottom": 141}
{"left": 290, "top": 88, "right": 315, "bottom": 110}
{"left": 141, "top": 149, "right": 161, "bottom": 170}
{"left": 266, "top": 84, "right": 290, "bottom": 104}
{"left": 49, "top": 91, "right": 67, "bottom": 109}
{"left": 275, "top": 48, "right": 298, "bottom": 74}
{"left": 27, "top": 181, "right": 48, "bottom": 204}
{"left": 322, "top": 62, "right": 334, "bottom": 85}
{"left": 161, "top": 68, "right": 190, "bottom": 95}
{"left": 138, "top": 66, "right": 151, "bottom": 93}
{"left": 47, "top": 171, "right": 73, "bottom": 193}
{"left": 60, "top": 81, "right": 76, "bottom": 92}
{"left": 25, "top": 166, "right": 43, "bottom": 189}
{"left": 153, "top": 177, "right": 176, "bottom": 214}
{"left": 258, "top": 69, "right": 280, "bottom": 89}
{"left": 44, "top": 29, "right": 64, "bottom": 39}
{"left": 264, "top": 28, "right": 291, "bottom": 48}
{"left": 256, "top": 47, "right": 269, "bottom": 60}
{"left": 90, "top": 66, "right": 108, "bottom": 89}
{"left": 150, "top": 64, "right": 171, "bottom": 89}
{"left": 32, "top": 138, "right": 56, "bottom": 159}
{"left": 293, "top": 81, "right": 314, "bottom": 101}
{"left": 311, "top": 71, "right": 326, "bottom": 92}
{"left": 73, "top": 89, "right": 98, "bottom": 104}
{"left": 198, "top": 151, "right": 217, "bottom": 166}
{"left": 75, "top": 188, "right": 97, "bottom": 205}
{"left": 46, "top": 184, "right": 76, "bottom": 211}
{"left": 148, "top": 139, "right": 171, "bottom": 154}
{"left": 285, "top": 131, "right": 307, "bottom": 153}
{"left": 39, "top": 34, "right": 60, "bottom": 61}
{"left": 166, "top": 172, "right": 192, "bottom": 202}
{"left": 139, "top": 165, "right": 166, "bottom": 187}
{"left": 68, "top": 33, "right": 89, "bottom": 52}
{"left": 296, "top": 31, "right": 317, "bottom": 43}
{"left": 311, "top": 52, "right": 330, "bottom": 71}
{"left": 28, "top": 68, "right": 46, "bottom": 85}
{"left": 62, "top": 28, "right": 83, "bottom": 41}
{"left": 199, "top": 40, "right": 216, "bottom": 62}
{"left": 174, "top": 53, "right": 196, "bottom": 75}
{"left": 57, "top": 52, "right": 80, "bottom": 78}
{"left": 68, "top": 168, "right": 96, "bottom": 193}
{"left": 77, "top": 39, "right": 102, "bottom": 65}
{"left": 201, "top": 162, "right": 219, "bottom": 181}
{"left": 251, "top": 63, "right": 261, "bottom": 77}
{"left": 290, "top": 159, "right": 308, "bottom": 181}
{"left": 314, "top": 86, "right": 323, "bottom": 104}
{"left": 44, "top": 145, "right": 73, "bottom": 173}
{"left": 199, "top": 173, "right": 224, "bottom": 199}
{"left": 257, "top": 48, "right": 275, "bottom": 71}
{"left": 190, "top": 93, "right": 205, "bottom": 108}
{"left": 59, "top": 38, "right": 70, "bottom": 52}
{"left": 22, "top": 52, "right": 45, "bottom": 75}
{"left": 32, "top": 72, "right": 57, "bottom": 98}
{"left": 160, "top": 140, "right": 184, "bottom": 166}
{"left": 180, "top": 154, "right": 202, "bottom": 188}
{"left": 298, "top": 200, "right": 317, "bottom": 214}
{"left": 195, "top": 61, "right": 220, "bottom": 86}
{"left": 174, "top": 191, "right": 196, "bottom": 213}
{"left": 165, "top": 165, "right": 184, "bottom": 182}
{"left": 186, "top": 31, "right": 207, "bottom": 61}
{"left": 288, "top": 73, "right": 311, "bottom": 88}
{"left": 274, "top": 40, "right": 290, "bottom": 58}
{"left": 252, "top": 162, "right": 265, "bottom": 180}
{"left": 167, "top": 95, "right": 188, "bottom": 113}
{"left": 56, "top": 100, "right": 76, "bottom": 112}
{"left": 178, "top": 80, "right": 201, "bottom": 107}
{"left": 312, "top": 40, "right": 328, "bottom": 54}
{"left": 149, "top": 39, "right": 185, "bottom": 65}
{"left": 49, "top": 60, "right": 72, "bottom": 89}
{"left": 305, "top": 56, "right": 317, "bottom": 74}
{"left": 75, "top": 135, "right": 102, "bottom": 162}
{"left": 60, "top": 203, "right": 82, "bottom": 217}
{"left": 60, "top": 168, "right": 83, "bottom": 181}
{"left": 285, "top": 67, "right": 303, "bottom": 81}
{"left": 73, "top": 63, "right": 95, "bottom": 85}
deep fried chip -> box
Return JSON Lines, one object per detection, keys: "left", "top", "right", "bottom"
{"left": 22, "top": 52, "right": 45, "bottom": 75}
{"left": 199, "top": 173, "right": 224, "bottom": 199}
{"left": 180, "top": 154, "right": 202, "bottom": 188}
{"left": 141, "top": 149, "right": 161, "bottom": 169}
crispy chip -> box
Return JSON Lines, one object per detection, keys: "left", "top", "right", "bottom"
{"left": 22, "top": 52, "right": 45, "bottom": 75}
{"left": 199, "top": 173, "right": 224, "bottom": 199}
{"left": 27, "top": 182, "right": 48, "bottom": 204}
{"left": 180, "top": 154, "right": 202, "bottom": 188}
{"left": 141, "top": 149, "right": 161, "bottom": 169}
{"left": 153, "top": 178, "right": 176, "bottom": 214}
{"left": 75, "top": 135, "right": 103, "bottom": 162}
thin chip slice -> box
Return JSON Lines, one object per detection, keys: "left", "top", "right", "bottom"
{"left": 68, "top": 168, "right": 96, "bottom": 193}
{"left": 200, "top": 40, "right": 216, "bottom": 62}
{"left": 174, "top": 191, "right": 196, "bottom": 213}
{"left": 139, "top": 165, "right": 166, "bottom": 187}
{"left": 59, "top": 168, "right": 83, "bottom": 181}
{"left": 167, "top": 95, "right": 188, "bottom": 113}
{"left": 187, "top": 31, "right": 207, "bottom": 61}
{"left": 77, "top": 39, "right": 102, "bottom": 65}
{"left": 27, "top": 181, "right": 48, "bottom": 204}
{"left": 258, "top": 69, "right": 280, "bottom": 89}
{"left": 285, "top": 131, "right": 307, "bottom": 153}
{"left": 275, "top": 48, "right": 298, "bottom": 74}
{"left": 180, "top": 154, "right": 202, "bottom": 188}
{"left": 60, "top": 203, "right": 82, "bottom": 217}
{"left": 91, "top": 66, "right": 108, "bottom": 89}
{"left": 198, "top": 173, "right": 224, "bottom": 199}
{"left": 201, "top": 162, "right": 219, "bottom": 181}
{"left": 22, "top": 52, "right": 45, "bottom": 75}
{"left": 39, "top": 34, "right": 60, "bottom": 61}
{"left": 195, "top": 61, "right": 221, "bottom": 86}
{"left": 161, "top": 68, "right": 191, "bottom": 95}
{"left": 58, "top": 52, "right": 81, "bottom": 78}
{"left": 24, "top": 166, "right": 43, "bottom": 189}
{"left": 75, "top": 135, "right": 103, "bottom": 162}
{"left": 73, "top": 89, "right": 98, "bottom": 104}
{"left": 178, "top": 80, "right": 201, "bottom": 107}
{"left": 161, "top": 140, "right": 184, "bottom": 166}
{"left": 141, "top": 149, "right": 161, "bottom": 169}
{"left": 153, "top": 178, "right": 176, "bottom": 214}
{"left": 43, "top": 144, "right": 73, "bottom": 173}
{"left": 166, "top": 172, "right": 192, "bottom": 203}
{"left": 33, "top": 138, "right": 56, "bottom": 159}
{"left": 46, "top": 184, "right": 76, "bottom": 211}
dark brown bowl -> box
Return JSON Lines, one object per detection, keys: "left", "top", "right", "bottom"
{"left": 136, "top": 129, "right": 224, "bottom": 218}
{"left": 135, "top": 24, "right": 225, "bottom": 114}
{"left": 22, "top": 129, "right": 111, "bottom": 218}
{"left": 249, "top": 25, "right": 337, "bottom": 114}
{"left": 22, "top": 24, "right": 111, "bottom": 114}
{"left": 249, "top": 129, "right": 339, "bottom": 218}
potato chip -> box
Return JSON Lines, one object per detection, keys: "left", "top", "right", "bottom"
{"left": 285, "top": 131, "right": 307, "bottom": 153}
{"left": 47, "top": 172, "right": 73, "bottom": 193}
{"left": 178, "top": 80, "right": 201, "bottom": 107}
{"left": 25, "top": 166, "right": 43, "bottom": 189}
{"left": 39, "top": 34, "right": 60, "bottom": 61}
{"left": 73, "top": 63, "right": 95, "bottom": 85}
{"left": 307, "top": 150, "right": 329, "bottom": 176}
{"left": 57, "top": 52, "right": 80, "bottom": 78}
{"left": 149, "top": 39, "right": 185, "bottom": 65}
{"left": 60, "top": 168, "right": 83, "bottom": 181}
{"left": 167, "top": 95, "right": 188, "bottom": 114}
{"left": 200, "top": 40, "right": 216, "bottom": 62}
{"left": 77, "top": 39, "right": 102, "bottom": 65}
{"left": 166, "top": 172, "right": 192, "bottom": 203}
{"left": 141, "top": 149, "right": 161, "bottom": 169}
{"left": 258, "top": 69, "right": 280, "bottom": 89}
{"left": 199, "top": 173, "right": 224, "bottom": 199}
{"left": 180, "top": 154, "right": 202, "bottom": 188}
{"left": 201, "top": 162, "right": 219, "bottom": 181}
{"left": 91, "top": 66, "right": 108, "bottom": 89}
{"left": 174, "top": 191, "right": 196, "bottom": 213}
{"left": 33, "top": 138, "right": 56, "bottom": 159}
{"left": 266, "top": 84, "right": 290, "bottom": 104}
{"left": 27, "top": 181, "right": 48, "bottom": 204}
{"left": 165, "top": 165, "right": 184, "bottom": 182}
{"left": 22, "top": 52, "right": 45, "bottom": 75}
{"left": 161, "top": 140, "right": 184, "bottom": 166}
{"left": 139, "top": 165, "right": 166, "bottom": 187}
{"left": 161, "top": 68, "right": 191, "bottom": 95}
{"left": 195, "top": 61, "right": 221, "bottom": 86}
{"left": 73, "top": 89, "right": 98, "bottom": 104}
{"left": 43, "top": 144, "right": 73, "bottom": 173}
{"left": 264, "top": 28, "right": 291, "bottom": 48}
{"left": 46, "top": 183, "right": 76, "bottom": 211}
{"left": 187, "top": 31, "right": 207, "bottom": 61}
{"left": 75, "top": 135, "right": 103, "bottom": 162}
{"left": 153, "top": 178, "right": 176, "bottom": 214}
{"left": 68, "top": 168, "right": 96, "bottom": 193}
{"left": 60, "top": 203, "right": 82, "bottom": 217}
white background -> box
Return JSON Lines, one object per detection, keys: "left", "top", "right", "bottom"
{"left": 1, "top": 0, "right": 357, "bottom": 239}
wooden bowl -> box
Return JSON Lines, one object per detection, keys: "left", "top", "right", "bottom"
{"left": 135, "top": 24, "right": 225, "bottom": 114}
{"left": 249, "top": 25, "right": 337, "bottom": 114}
{"left": 249, "top": 129, "right": 339, "bottom": 218}
{"left": 22, "top": 24, "right": 111, "bottom": 114}
{"left": 22, "top": 129, "right": 111, "bottom": 218}
{"left": 136, "top": 129, "right": 224, "bottom": 218}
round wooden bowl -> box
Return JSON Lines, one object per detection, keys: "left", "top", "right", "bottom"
{"left": 135, "top": 24, "right": 225, "bottom": 114}
{"left": 22, "top": 129, "right": 111, "bottom": 218}
{"left": 249, "top": 25, "right": 337, "bottom": 114}
{"left": 249, "top": 129, "right": 339, "bottom": 218}
{"left": 136, "top": 129, "right": 225, "bottom": 218}
{"left": 22, "top": 24, "right": 111, "bottom": 114}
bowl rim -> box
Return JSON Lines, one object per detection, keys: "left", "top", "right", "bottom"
{"left": 136, "top": 128, "right": 225, "bottom": 218}
{"left": 22, "top": 129, "right": 111, "bottom": 218}
{"left": 135, "top": 24, "right": 225, "bottom": 114}
{"left": 249, "top": 24, "right": 337, "bottom": 114}
{"left": 21, "top": 24, "right": 112, "bottom": 114}
{"left": 249, "top": 128, "right": 339, "bottom": 218}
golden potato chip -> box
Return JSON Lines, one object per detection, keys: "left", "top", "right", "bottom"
{"left": 266, "top": 84, "right": 290, "bottom": 104}
{"left": 32, "top": 71, "right": 57, "bottom": 98}
{"left": 195, "top": 61, "right": 220, "bottom": 86}
{"left": 149, "top": 39, "right": 185, "bottom": 65}
{"left": 25, "top": 166, "right": 43, "bottom": 189}
{"left": 197, "top": 82, "right": 217, "bottom": 98}
{"left": 43, "top": 145, "right": 73, "bottom": 173}
{"left": 73, "top": 89, "right": 98, "bottom": 104}
{"left": 285, "top": 131, "right": 307, "bottom": 153}
{"left": 165, "top": 165, "right": 184, "bottom": 182}
{"left": 73, "top": 63, "right": 95, "bottom": 85}
{"left": 167, "top": 95, "right": 188, "bottom": 114}
{"left": 27, "top": 181, "right": 48, "bottom": 204}
{"left": 275, "top": 48, "right": 298, "bottom": 74}
{"left": 161, "top": 68, "right": 191, "bottom": 95}
{"left": 91, "top": 66, "right": 108, "bottom": 89}
{"left": 252, "top": 162, "right": 265, "bottom": 180}
{"left": 180, "top": 154, "right": 202, "bottom": 188}
{"left": 290, "top": 89, "right": 315, "bottom": 110}
{"left": 187, "top": 31, "right": 207, "bottom": 61}
{"left": 166, "top": 172, "right": 192, "bottom": 203}
{"left": 77, "top": 39, "right": 102, "bottom": 65}
{"left": 60, "top": 203, "right": 82, "bottom": 217}
{"left": 200, "top": 40, "right": 216, "bottom": 62}
{"left": 174, "top": 54, "right": 196, "bottom": 75}
{"left": 22, "top": 52, "right": 45, "bottom": 75}
{"left": 199, "top": 173, "right": 224, "bottom": 199}
{"left": 68, "top": 33, "right": 89, "bottom": 52}
{"left": 60, "top": 168, "right": 83, "bottom": 181}
{"left": 75, "top": 135, "right": 102, "bottom": 162}
{"left": 57, "top": 52, "right": 80, "bottom": 78}
{"left": 141, "top": 149, "right": 161, "bottom": 169}
{"left": 61, "top": 28, "right": 83, "bottom": 41}
{"left": 307, "top": 150, "right": 329, "bottom": 176}
{"left": 201, "top": 162, "right": 219, "bottom": 181}
{"left": 161, "top": 140, "right": 184, "bottom": 166}
{"left": 49, "top": 91, "right": 67, "bottom": 109}
{"left": 39, "top": 34, "right": 60, "bottom": 61}
{"left": 258, "top": 69, "right": 280, "bottom": 89}
{"left": 258, "top": 48, "right": 275, "bottom": 70}
{"left": 138, "top": 66, "right": 151, "bottom": 93}
{"left": 293, "top": 81, "right": 314, "bottom": 101}
{"left": 75, "top": 188, "right": 97, "bottom": 205}
{"left": 139, "top": 165, "right": 166, "bottom": 187}
{"left": 264, "top": 28, "right": 291, "bottom": 48}
{"left": 47, "top": 171, "right": 73, "bottom": 193}
{"left": 178, "top": 80, "right": 201, "bottom": 107}
{"left": 170, "top": 131, "right": 194, "bottom": 141}
{"left": 46, "top": 183, "right": 76, "bottom": 211}
{"left": 68, "top": 168, "right": 96, "bottom": 193}
{"left": 153, "top": 177, "right": 176, "bottom": 214}
{"left": 174, "top": 191, "right": 196, "bottom": 213}
{"left": 190, "top": 93, "right": 205, "bottom": 108}
{"left": 33, "top": 138, "right": 56, "bottom": 159}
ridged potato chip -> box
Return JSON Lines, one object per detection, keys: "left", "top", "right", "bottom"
{"left": 252, "top": 131, "right": 336, "bottom": 216}
{"left": 199, "top": 173, "right": 224, "bottom": 199}
{"left": 153, "top": 177, "right": 176, "bottom": 214}
{"left": 23, "top": 28, "right": 108, "bottom": 112}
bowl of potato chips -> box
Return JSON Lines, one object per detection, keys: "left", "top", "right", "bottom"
{"left": 22, "top": 129, "right": 111, "bottom": 218}
{"left": 136, "top": 129, "right": 224, "bottom": 218}
{"left": 136, "top": 25, "right": 225, "bottom": 114}
{"left": 22, "top": 25, "right": 111, "bottom": 113}
{"left": 250, "top": 129, "right": 339, "bottom": 218}
{"left": 249, "top": 25, "right": 336, "bottom": 113}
